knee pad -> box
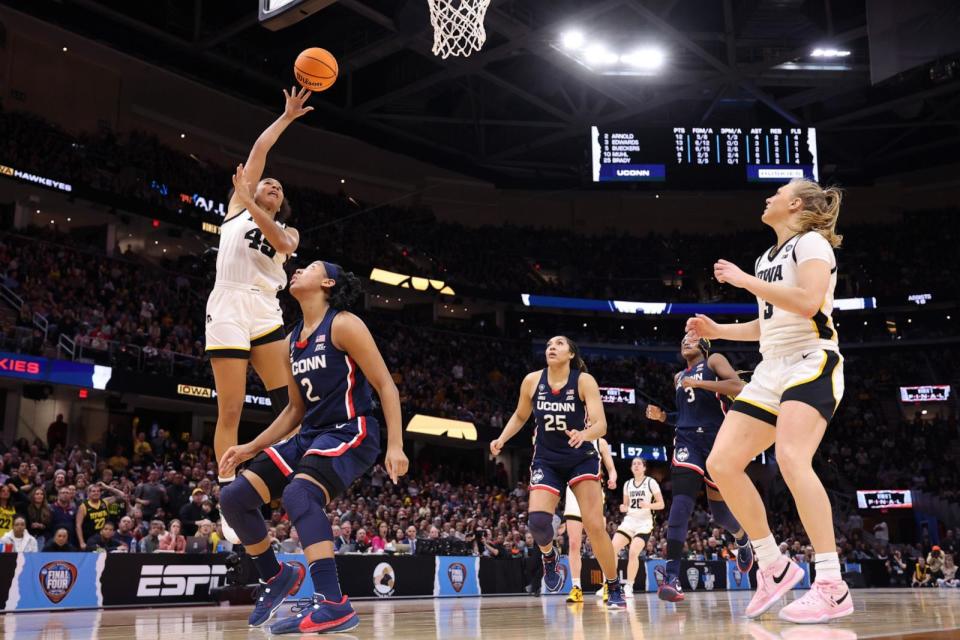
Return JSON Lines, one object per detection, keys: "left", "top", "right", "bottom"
{"left": 666, "top": 494, "right": 696, "bottom": 543}
{"left": 281, "top": 478, "right": 333, "bottom": 549}
{"left": 708, "top": 499, "right": 742, "bottom": 534}
{"left": 219, "top": 476, "right": 268, "bottom": 545}
{"left": 528, "top": 511, "right": 555, "bottom": 547}
{"left": 267, "top": 386, "right": 289, "bottom": 419}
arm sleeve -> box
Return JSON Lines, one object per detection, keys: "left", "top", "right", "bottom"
{"left": 793, "top": 232, "right": 835, "bottom": 268}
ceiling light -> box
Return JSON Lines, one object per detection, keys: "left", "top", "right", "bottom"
{"left": 811, "top": 48, "right": 850, "bottom": 58}
{"left": 584, "top": 44, "right": 619, "bottom": 66}
{"left": 621, "top": 48, "right": 664, "bottom": 69}
{"left": 561, "top": 30, "right": 584, "bottom": 50}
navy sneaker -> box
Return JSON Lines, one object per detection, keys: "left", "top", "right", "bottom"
{"left": 657, "top": 574, "right": 685, "bottom": 603}
{"left": 737, "top": 540, "right": 755, "bottom": 574}
{"left": 247, "top": 562, "right": 305, "bottom": 627}
{"left": 606, "top": 582, "right": 627, "bottom": 610}
{"left": 269, "top": 594, "right": 359, "bottom": 635}
{"left": 542, "top": 548, "right": 563, "bottom": 593}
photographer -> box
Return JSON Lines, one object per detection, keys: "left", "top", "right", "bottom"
{"left": 886, "top": 549, "right": 908, "bottom": 587}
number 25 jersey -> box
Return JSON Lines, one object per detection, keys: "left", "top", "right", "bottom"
{"left": 216, "top": 210, "right": 289, "bottom": 293}
{"left": 531, "top": 368, "right": 595, "bottom": 461}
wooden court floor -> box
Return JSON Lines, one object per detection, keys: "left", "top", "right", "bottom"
{"left": 3, "top": 589, "right": 959, "bottom": 639}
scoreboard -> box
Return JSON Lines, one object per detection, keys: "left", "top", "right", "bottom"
{"left": 591, "top": 125, "right": 819, "bottom": 185}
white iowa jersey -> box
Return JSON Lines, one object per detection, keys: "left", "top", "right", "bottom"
{"left": 623, "top": 476, "right": 660, "bottom": 529}
{"left": 754, "top": 231, "right": 838, "bottom": 357}
{"left": 215, "top": 210, "right": 289, "bottom": 293}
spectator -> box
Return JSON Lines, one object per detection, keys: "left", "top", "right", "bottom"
{"left": 139, "top": 520, "right": 165, "bottom": 553}
{"left": 115, "top": 516, "right": 136, "bottom": 551}
{"left": 47, "top": 414, "right": 68, "bottom": 450}
{"left": 76, "top": 483, "right": 116, "bottom": 551}
{"left": 927, "top": 546, "right": 945, "bottom": 581}
{"left": 335, "top": 521, "right": 356, "bottom": 553}
{"left": 370, "top": 522, "right": 389, "bottom": 553}
{"left": 25, "top": 487, "right": 52, "bottom": 546}
{"left": 912, "top": 557, "right": 932, "bottom": 588}
{"left": 886, "top": 549, "right": 908, "bottom": 587}
{"left": 159, "top": 519, "right": 186, "bottom": 552}
{"left": 280, "top": 527, "right": 303, "bottom": 554}
{"left": 86, "top": 521, "right": 122, "bottom": 552}
{"left": 401, "top": 526, "right": 418, "bottom": 555}
{"left": 1, "top": 516, "right": 38, "bottom": 552}
{"left": 178, "top": 488, "right": 207, "bottom": 536}
{"left": 50, "top": 487, "right": 78, "bottom": 547}
{"left": 355, "top": 528, "right": 371, "bottom": 554}
{"left": 43, "top": 528, "right": 77, "bottom": 552}
{"left": 873, "top": 521, "right": 890, "bottom": 546}
{"left": 0, "top": 486, "right": 16, "bottom": 537}
{"left": 194, "top": 519, "right": 215, "bottom": 551}
{"left": 133, "top": 469, "right": 166, "bottom": 521}
{"left": 938, "top": 554, "right": 959, "bottom": 588}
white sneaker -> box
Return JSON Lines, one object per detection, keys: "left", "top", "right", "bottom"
{"left": 220, "top": 514, "right": 241, "bottom": 544}
{"left": 595, "top": 586, "right": 605, "bottom": 597}
{"left": 623, "top": 584, "right": 634, "bottom": 598}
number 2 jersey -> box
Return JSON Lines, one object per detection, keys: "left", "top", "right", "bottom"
{"left": 754, "top": 231, "right": 838, "bottom": 358}
{"left": 531, "top": 368, "right": 597, "bottom": 462}
{"left": 216, "top": 209, "right": 289, "bottom": 293}
{"left": 290, "top": 307, "right": 374, "bottom": 429}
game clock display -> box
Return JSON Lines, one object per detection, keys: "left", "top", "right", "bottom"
{"left": 591, "top": 125, "right": 819, "bottom": 185}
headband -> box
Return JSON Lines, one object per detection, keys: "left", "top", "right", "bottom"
{"left": 322, "top": 261, "right": 341, "bottom": 284}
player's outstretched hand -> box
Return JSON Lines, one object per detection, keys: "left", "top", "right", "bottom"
{"left": 283, "top": 86, "right": 314, "bottom": 120}
{"left": 686, "top": 314, "right": 721, "bottom": 340}
{"left": 219, "top": 443, "right": 256, "bottom": 478}
{"left": 385, "top": 445, "right": 409, "bottom": 484}
{"left": 645, "top": 404, "right": 666, "bottom": 422}
{"left": 714, "top": 259, "right": 749, "bottom": 288}
{"left": 567, "top": 428, "right": 586, "bottom": 448}
{"left": 490, "top": 438, "right": 504, "bottom": 456}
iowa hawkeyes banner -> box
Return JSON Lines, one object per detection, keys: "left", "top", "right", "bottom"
{"left": 4, "top": 552, "right": 105, "bottom": 610}
{"left": 434, "top": 556, "right": 480, "bottom": 597}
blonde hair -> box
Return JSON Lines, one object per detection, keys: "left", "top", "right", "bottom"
{"left": 788, "top": 178, "right": 843, "bottom": 248}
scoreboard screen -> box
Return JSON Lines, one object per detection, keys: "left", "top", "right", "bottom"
{"left": 591, "top": 126, "right": 819, "bottom": 185}
{"left": 899, "top": 385, "right": 951, "bottom": 402}
{"left": 856, "top": 490, "right": 913, "bottom": 510}
{"left": 600, "top": 386, "right": 636, "bottom": 405}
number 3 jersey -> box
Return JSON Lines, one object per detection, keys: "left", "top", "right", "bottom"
{"left": 675, "top": 360, "right": 728, "bottom": 432}
{"left": 216, "top": 209, "right": 289, "bottom": 293}
{"left": 531, "top": 368, "right": 596, "bottom": 461}
{"left": 290, "top": 307, "right": 374, "bottom": 429}
{"left": 754, "top": 231, "right": 838, "bottom": 358}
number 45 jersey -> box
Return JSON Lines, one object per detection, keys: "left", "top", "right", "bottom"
{"left": 205, "top": 210, "right": 290, "bottom": 355}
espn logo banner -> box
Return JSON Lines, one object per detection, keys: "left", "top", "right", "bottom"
{"left": 136, "top": 565, "right": 227, "bottom": 597}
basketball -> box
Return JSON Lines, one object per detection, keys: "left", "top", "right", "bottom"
{"left": 294, "top": 47, "right": 338, "bottom": 92}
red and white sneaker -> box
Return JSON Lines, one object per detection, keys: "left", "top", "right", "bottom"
{"left": 778, "top": 580, "right": 853, "bottom": 624}
{"left": 745, "top": 555, "right": 804, "bottom": 618}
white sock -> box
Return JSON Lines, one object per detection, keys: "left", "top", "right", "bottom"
{"left": 814, "top": 552, "right": 842, "bottom": 583}
{"left": 572, "top": 578, "right": 581, "bottom": 588}
{"left": 218, "top": 475, "right": 235, "bottom": 484}
{"left": 753, "top": 534, "right": 782, "bottom": 570}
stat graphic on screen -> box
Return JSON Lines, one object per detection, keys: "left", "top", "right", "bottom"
{"left": 591, "top": 126, "right": 819, "bottom": 185}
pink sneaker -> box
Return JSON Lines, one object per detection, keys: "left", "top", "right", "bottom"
{"left": 778, "top": 580, "right": 853, "bottom": 624}
{"left": 745, "top": 555, "right": 804, "bottom": 618}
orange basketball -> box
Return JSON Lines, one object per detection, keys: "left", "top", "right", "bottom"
{"left": 294, "top": 48, "right": 338, "bottom": 92}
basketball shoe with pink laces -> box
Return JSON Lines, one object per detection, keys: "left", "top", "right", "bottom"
{"left": 779, "top": 579, "right": 854, "bottom": 624}
{"left": 745, "top": 555, "right": 805, "bottom": 618}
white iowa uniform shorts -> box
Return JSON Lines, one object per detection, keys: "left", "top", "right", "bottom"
{"left": 204, "top": 283, "right": 285, "bottom": 358}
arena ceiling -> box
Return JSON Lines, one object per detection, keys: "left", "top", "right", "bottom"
{"left": 12, "top": 0, "right": 960, "bottom": 187}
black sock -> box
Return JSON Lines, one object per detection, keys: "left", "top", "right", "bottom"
{"left": 251, "top": 550, "right": 282, "bottom": 582}
{"left": 736, "top": 533, "right": 750, "bottom": 546}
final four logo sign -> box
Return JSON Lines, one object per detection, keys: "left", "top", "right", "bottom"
{"left": 447, "top": 562, "right": 466, "bottom": 593}
{"left": 39, "top": 560, "right": 77, "bottom": 604}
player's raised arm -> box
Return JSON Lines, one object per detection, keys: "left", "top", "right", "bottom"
{"left": 490, "top": 372, "right": 538, "bottom": 456}
{"left": 682, "top": 353, "right": 745, "bottom": 398}
{"left": 687, "top": 315, "right": 761, "bottom": 343}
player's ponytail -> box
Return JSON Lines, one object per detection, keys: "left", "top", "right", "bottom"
{"left": 564, "top": 337, "right": 589, "bottom": 373}
{"left": 326, "top": 265, "right": 363, "bottom": 309}
{"left": 789, "top": 178, "right": 843, "bottom": 248}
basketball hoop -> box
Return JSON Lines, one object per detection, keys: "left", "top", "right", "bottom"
{"left": 427, "top": 0, "right": 490, "bottom": 58}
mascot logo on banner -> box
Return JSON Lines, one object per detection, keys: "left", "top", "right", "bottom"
{"left": 39, "top": 560, "right": 78, "bottom": 604}
{"left": 685, "top": 566, "right": 700, "bottom": 591}
{"left": 373, "top": 562, "right": 396, "bottom": 598}
{"left": 447, "top": 562, "right": 466, "bottom": 593}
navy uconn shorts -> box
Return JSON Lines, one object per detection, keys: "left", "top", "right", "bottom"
{"left": 672, "top": 427, "right": 720, "bottom": 489}
{"left": 247, "top": 416, "right": 380, "bottom": 499}
{"left": 529, "top": 450, "right": 601, "bottom": 495}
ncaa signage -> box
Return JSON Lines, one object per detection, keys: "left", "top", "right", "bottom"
{"left": 4, "top": 553, "right": 103, "bottom": 610}
{"left": 434, "top": 557, "right": 480, "bottom": 597}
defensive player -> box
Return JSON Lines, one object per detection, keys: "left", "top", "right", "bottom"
{"left": 491, "top": 336, "right": 626, "bottom": 608}
{"left": 207, "top": 87, "right": 312, "bottom": 539}
{"left": 564, "top": 437, "right": 616, "bottom": 603}
{"left": 218, "top": 260, "right": 409, "bottom": 633}
{"left": 689, "top": 178, "right": 849, "bottom": 623}
{"left": 646, "top": 334, "right": 754, "bottom": 602}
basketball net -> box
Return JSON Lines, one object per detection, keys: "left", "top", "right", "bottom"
{"left": 427, "top": 0, "right": 490, "bottom": 58}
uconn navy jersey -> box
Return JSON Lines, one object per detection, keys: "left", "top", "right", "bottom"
{"left": 290, "top": 308, "right": 373, "bottom": 428}
{"left": 674, "top": 360, "right": 727, "bottom": 431}
{"left": 532, "top": 369, "right": 594, "bottom": 459}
